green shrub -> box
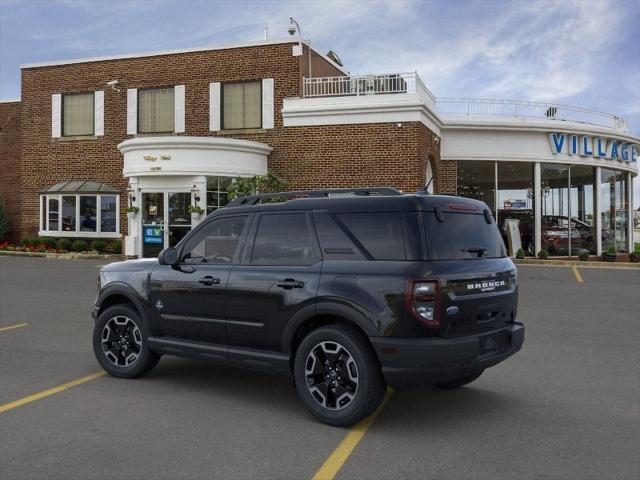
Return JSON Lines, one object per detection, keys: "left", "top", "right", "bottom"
{"left": 515, "top": 248, "right": 525, "bottom": 259}
{"left": 630, "top": 252, "right": 640, "bottom": 263}
{"left": 578, "top": 251, "right": 589, "bottom": 261}
{"left": 71, "top": 240, "right": 88, "bottom": 252}
{"left": 227, "top": 172, "right": 286, "bottom": 202}
{"left": 38, "top": 237, "right": 57, "bottom": 249}
{"left": 106, "top": 241, "right": 121, "bottom": 254}
{"left": 606, "top": 244, "right": 617, "bottom": 255}
{"left": 0, "top": 197, "right": 8, "bottom": 241}
{"left": 21, "top": 237, "right": 37, "bottom": 247}
{"left": 537, "top": 249, "right": 549, "bottom": 260}
{"left": 57, "top": 238, "right": 72, "bottom": 251}
{"left": 90, "top": 240, "right": 106, "bottom": 252}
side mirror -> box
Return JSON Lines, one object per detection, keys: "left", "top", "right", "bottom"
{"left": 158, "top": 247, "right": 178, "bottom": 266}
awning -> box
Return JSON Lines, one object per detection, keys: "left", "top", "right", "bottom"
{"left": 40, "top": 181, "right": 120, "bottom": 194}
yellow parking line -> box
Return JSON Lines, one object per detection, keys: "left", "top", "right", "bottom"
{"left": 0, "top": 371, "right": 107, "bottom": 414}
{"left": 0, "top": 323, "right": 28, "bottom": 333}
{"left": 312, "top": 388, "right": 394, "bottom": 480}
{"left": 571, "top": 265, "right": 584, "bottom": 283}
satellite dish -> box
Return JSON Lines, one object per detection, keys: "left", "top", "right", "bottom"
{"left": 326, "top": 50, "right": 343, "bottom": 67}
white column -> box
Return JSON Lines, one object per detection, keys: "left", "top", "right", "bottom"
{"left": 191, "top": 175, "right": 207, "bottom": 228}
{"left": 124, "top": 177, "right": 140, "bottom": 257}
{"left": 628, "top": 171, "right": 633, "bottom": 253}
{"left": 534, "top": 162, "right": 541, "bottom": 256}
{"left": 595, "top": 166, "right": 602, "bottom": 256}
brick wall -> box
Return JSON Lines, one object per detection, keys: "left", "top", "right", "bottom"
{"left": 13, "top": 41, "right": 442, "bottom": 242}
{"left": 0, "top": 101, "right": 21, "bottom": 242}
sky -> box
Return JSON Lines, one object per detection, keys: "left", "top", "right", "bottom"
{"left": 1, "top": 0, "right": 639, "bottom": 203}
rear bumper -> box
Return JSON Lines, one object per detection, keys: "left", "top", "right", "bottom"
{"left": 370, "top": 323, "right": 524, "bottom": 390}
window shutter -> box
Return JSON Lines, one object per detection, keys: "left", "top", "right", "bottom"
{"left": 51, "top": 94, "right": 61, "bottom": 138}
{"left": 94, "top": 91, "right": 104, "bottom": 136}
{"left": 127, "top": 88, "right": 137, "bottom": 135}
{"left": 262, "top": 78, "right": 274, "bottom": 129}
{"left": 174, "top": 85, "right": 185, "bottom": 133}
{"left": 209, "top": 82, "right": 221, "bottom": 131}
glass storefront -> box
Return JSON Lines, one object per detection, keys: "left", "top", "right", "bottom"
{"left": 457, "top": 160, "right": 621, "bottom": 257}
{"left": 601, "top": 169, "right": 629, "bottom": 253}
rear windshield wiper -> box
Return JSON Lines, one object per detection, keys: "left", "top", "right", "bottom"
{"left": 461, "top": 247, "right": 487, "bottom": 257}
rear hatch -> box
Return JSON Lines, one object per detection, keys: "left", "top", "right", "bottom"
{"left": 422, "top": 207, "right": 518, "bottom": 339}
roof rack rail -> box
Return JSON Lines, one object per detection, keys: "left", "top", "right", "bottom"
{"left": 226, "top": 187, "right": 403, "bottom": 207}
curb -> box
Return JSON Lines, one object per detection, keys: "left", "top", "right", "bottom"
{"left": 514, "top": 258, "right": 640, "bottom": 269}
{"left": 0, "top": 250, "right": 124, "bottom": 260}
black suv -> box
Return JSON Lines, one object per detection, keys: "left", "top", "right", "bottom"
{"left": 92, "top": 188, "right": 524, "bottom": 426}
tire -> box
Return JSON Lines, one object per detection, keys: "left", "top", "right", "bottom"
{"left": 433, "top": 370, "right": 484, "bottom": 390}
{"left": 93, "top": 304, "right": 160, "bottom": 378}
{"left": 294, "top": 324, "right": 385, "bottom": 427}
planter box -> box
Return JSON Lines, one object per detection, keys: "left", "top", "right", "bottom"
{"left": 127, "top": 212, "right": 137, "bottom": 222}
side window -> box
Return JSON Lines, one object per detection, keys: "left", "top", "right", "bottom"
{"left": 251, "top": 213, "right": 316, "bottom": 266}
{"left": 337, "top": 212, "right": 406, "bottom": 260}
{"left": 182, "top": 216, "right": 247, "bottom": 264}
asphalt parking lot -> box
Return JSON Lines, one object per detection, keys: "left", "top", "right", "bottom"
{"left": 1, "top": 256, "right": 639, "bottom": 480}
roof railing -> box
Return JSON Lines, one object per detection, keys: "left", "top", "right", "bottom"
{"left": 226, "top": 187, "right": 403, "bottom": 207}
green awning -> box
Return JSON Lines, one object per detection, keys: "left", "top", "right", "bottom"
{"left": 41, "top": 181, "right": 120, "bottom": 194}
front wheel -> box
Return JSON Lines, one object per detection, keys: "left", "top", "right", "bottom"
{"left": 433, "top": 370, "right": 484, "bottom": 390}
{"left": 93, "top": 304, "right": 160, "bottom": 378}
{"left": 294, "top": 325, "right": 385, "bottom": 427}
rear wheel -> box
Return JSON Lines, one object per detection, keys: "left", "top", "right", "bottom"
{"left": 294, "top": 325, "right": 385, "bottom": 427}
{"left": 433, "top": 370, "right": 483, "bottom": 390}
{"left": 93, "top": 304, "right": 160, "bottom": 378}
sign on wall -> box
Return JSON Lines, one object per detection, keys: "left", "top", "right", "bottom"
{"left": 548, "top": 132, "right": 638, "bottom": 163}
{"left": 143, "top": 226, "right": 163, "bottom": 245}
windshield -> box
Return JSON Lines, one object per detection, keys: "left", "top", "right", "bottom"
{"left": 423, "top": 212, "right": 507, "bottom": 260}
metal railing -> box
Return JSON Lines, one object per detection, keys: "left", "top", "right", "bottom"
{"left": 303, "top": 72, "right": 436, "bottom": 102}
{"left": 436, "top": 98, "right": 628, "bottom": 131}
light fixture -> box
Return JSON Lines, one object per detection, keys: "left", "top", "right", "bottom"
{"left": 191, "top": 185, "right": 200, "bottom": 203}
{"left": 126, "top": 187, "right": 136, "bottom": 205}
{"left": 288, "top": 17, "right": 311, "bottom": 76}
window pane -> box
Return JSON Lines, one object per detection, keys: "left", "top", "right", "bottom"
{"left": 457, "top": 161, "right": 496, "bottom": 213}
{"left": 223, "top": 82, "right": 261, "bottom": 129}
{"left": 252, "top": 214, "right": 315, "bottom": 265}
{"left": 101, "top": 195, "right": 117, "bottom": 233}
{"left": 62, "top": 196, "right": 76, "bottom": 232}
{"left": 423, "top": 212, "right": 506, "bottom": 260}
{"left": 206, "top": 176, "right": 233, "bottom": 214}
{"left": 48, "top": 197, "right": 59, "bottom": 231}
{"left": 541, "top": 164, "right": 569, "bottom": 256}
{"left": 138, "top": 88, "right": 175, "bottom": 133}
{"left": 183, "top": 216, "right": 247, "bottom": 264}
{"left": 569, "top": 165, "right": 595, "bottom": 254}
{"left": 337, "top": 213, "right": 405, "bottom": 260}
{"left": 497, "top": 162, "right": 534, "bottom": 256}
{"left": 602, "top": 169, "right": 629, "bottom": 253}
{"left": 80, "top": 196, "right": 97, "bottom": 232}
{"left": 63, "top": 93, "right": 94, "bottom": 136}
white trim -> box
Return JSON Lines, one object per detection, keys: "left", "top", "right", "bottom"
{"left": 628, "top": 171, "right": 633, "bottom": 253}
{"left": 0, "top": 98, "right": 20, "bottom": 103}
{"left": 39, "top": 193, "right": 120, "bottom": 237}
{"left": 127, "top": 89, "right": 137, "bottom": 135}
{"left": 51, "top": 94, "right": 61, "bottom": 138}
{"left": 595, "top": 166, "right": 602, "bottom": 255}
{"left": 94, "top": 90, "right": 104, "bottom": 136}
{"left": 174, "top": 85, "right": 185, "bottom": 133}
{"left": 209, "top": 82, "right": 221, "bottom": 131}
{"left": 19, "top": 39, "right": 347, "bottom": 74}
{"left": 38, "top": 231, "right": 122, "bottom": 239}
{"left": 262, "top": 78, "right": 275, "bottom": 129}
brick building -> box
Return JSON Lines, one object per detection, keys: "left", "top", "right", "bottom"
{"left": 0, "top": 38, "right": 637, "bottom": 257}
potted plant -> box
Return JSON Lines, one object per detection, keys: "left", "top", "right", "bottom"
{"left": 515, "top": 248, "right": 525, "bottom": 259}
{"left": 126, "top": 206, "right": 139, "bottom": 221}
{"left": 578, "top": 251, "right": 589, "bottom": 262}
{"left": 603, "top": 245, "right": 618, "bottom": 262}
{"left": 629, "top": 247, "right": 640, "bottom": 263}
{"left": 537, "top": 249, "right": 549, "bottom": 260}
{"left": 187, "top": 204, "right": 205, "bottom": 221}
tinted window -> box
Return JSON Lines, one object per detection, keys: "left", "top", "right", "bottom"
{"left": 337, "top": 213, "right": 405, "bottom": 260}
{"left": 252, "top": 214, "right": 316, "bottom": 265}
{"left": 423, "top": 212, "right": 506, "bottom": 260}
{"left": 182, "top": 216, "right": 247, "bottom": 264}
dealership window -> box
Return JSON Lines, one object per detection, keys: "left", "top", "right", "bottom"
{"left": 62, "top": 92, "right": 94, "bottom": 136}
{"left": 206, "top": 177, "right": 233, "bottom": 214}
{"left": 138, "top": 88, "right": 175, "bottom": 133}
{"left": 601, "top": 168, "right": 629, "bottom": 253}
{"left": 541, "top": 164, "right": 570, "bottom": 256}
{"left": 497, "top": 162, "right": 534, "bottom": 256}
{"left": 222, "top": 81, "right": 261, "bottom": 129}
{"left": 569, "top": 165, "right": 596, "bottom": 254}
{"left": 457, "top": 161, "right": 496, "bottom": 214}
{"left": 39, "top": 183, "right": 120, "bottom": 237}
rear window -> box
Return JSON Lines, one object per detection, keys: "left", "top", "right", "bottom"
{"left": 337, "top": 212, "right": 405, "bottom": 260}
{"left": 423, "top": 212, "right": 506, "bottom": 260}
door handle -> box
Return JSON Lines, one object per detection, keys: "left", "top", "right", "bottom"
{"left": 276, "top": 278, "right": 305, "bottom": 289}
{"left": 198, "top": 276, "right": 221, "bottom": 286}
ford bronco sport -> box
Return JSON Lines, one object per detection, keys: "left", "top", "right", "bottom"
{"left": 92, "top": 188, "right": 524, "bottom": 426}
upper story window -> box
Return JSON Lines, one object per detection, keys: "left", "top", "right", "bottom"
{"left": 62, "top": 92, "right": 94, "bottom": 136}
{"left": 222, "top": 81, "right": 261, "bottom": 130}
{"left": 138, "top": 87, "right": 175, "bottom": 133}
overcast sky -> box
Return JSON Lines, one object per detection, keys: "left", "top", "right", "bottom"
{"left": 1, "top": 0, "right": 639, "bottom": 204}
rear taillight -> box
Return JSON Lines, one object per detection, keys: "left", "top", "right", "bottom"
{"left": 406, "top": 280, "right": 440, "bottom": 328}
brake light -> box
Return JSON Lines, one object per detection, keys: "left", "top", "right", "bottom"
{"left": 448, "top": 203, "right": 478, "bottom": 212}
{"left": 406, "top": 280, "right": 440, "bottom": 328}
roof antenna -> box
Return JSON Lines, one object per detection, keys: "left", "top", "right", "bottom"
{"left": 263, "top": 24, "right": 268, "bottom": 40}
{"left": 418, "top": 176, "right": 434, "bottom": 194}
